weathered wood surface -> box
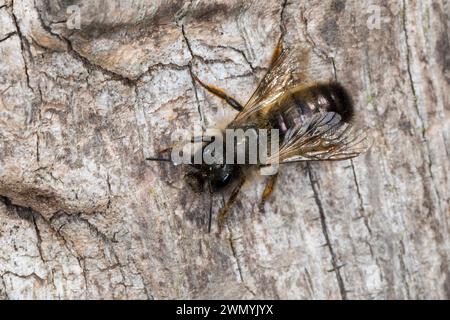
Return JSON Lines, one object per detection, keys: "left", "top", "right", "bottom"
{"left": 0, "top": 0, "right": 448, "bottom": 299}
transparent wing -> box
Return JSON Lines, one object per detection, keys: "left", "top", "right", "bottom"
{"left": 233, "top": 45, "right": 329, "bottom": 125}
{"left": 266, "top": 112, "right": 372, "bottom": 163}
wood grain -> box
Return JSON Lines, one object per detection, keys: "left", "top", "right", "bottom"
{"left": 0, "top": 0, "right": 448, "bottom": 299}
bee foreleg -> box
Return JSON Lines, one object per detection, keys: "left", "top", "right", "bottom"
{"left": 145, "top": 146, "right": 173, "bottom": 162}
{"left": 157, "top": 135, "right": 207, "bottom": 154}
{"left": 217, "top": 176, "right": 246, "bottom": 232}
{"left": 192, "top": 74, "right": 244, "bottom": 112}
{"left": 157, "top": 146, "right": 172, "bottom": 154}
{"left": 259, "top": 173, "right": 279, "bottom": 210}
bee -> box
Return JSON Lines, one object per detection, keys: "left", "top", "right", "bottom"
{"left": 147, "top": 41, "right": 371, "bottom": 232}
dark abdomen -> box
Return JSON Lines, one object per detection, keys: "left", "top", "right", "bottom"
{"left": 275, "top": 82, "right": 354, "bottom": 134}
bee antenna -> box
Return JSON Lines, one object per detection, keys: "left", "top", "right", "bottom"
{"left": 145, "top": 157, "right": 172, "bottom": 162}
{"left": 207, "top": 180, "right": 213, "bottom": 233}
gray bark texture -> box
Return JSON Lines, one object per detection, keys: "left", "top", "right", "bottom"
{"left": 0, "top": 0, "right": 449, "bottom": 299}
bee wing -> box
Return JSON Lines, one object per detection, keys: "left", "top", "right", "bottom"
{"left": 233, "top": 45, "right": 328, "bottom": 125}
{"left": 265, "top": 112, "right": 372, "bottom": 163}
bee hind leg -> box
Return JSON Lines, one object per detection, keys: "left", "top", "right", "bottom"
{"left": 192, "top": 74, "right": 244, "bottom": 112}
{"left": 259, "top": 173, "right": 279, "bottom": 211}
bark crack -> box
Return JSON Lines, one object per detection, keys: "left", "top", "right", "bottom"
{"left": 31, "top": 215, "right": 46, "bottom": 263}
{"left": 138, "top": 62, "right": 190, "bottom": 82}
{"left": 49, "top": 211, "right": 131, "bottom": 297}
{"left": 35, "top": 133, "right": 40, "bottom": 163}
{"left": 180, "top": 23, "right": 206, "bottom": 127}
{"left": 1, "top": 271, "right": 45, "bottom": 283}
{"left": 226, "top": 224, "right": 256, "bottom": 297}
{"left": 0, "top": 195, "right": 80, "bottom": 260}
{"left": 0, "top": 275, "right": 9, "bottom": 299}
{"left": 299, "top": 10, "right": 348, "bottom": 299}
{"left": 0, "top": 195, "right": 125, "bottom": 298}
{"left": 299, "top": 9, "right": 336, "bottom": 74}
{"left": 350, "top": 160, "right": 372, "bottom": 235}
{"left": 106, "top": 173, "right": 112, "bottom": 209}
{"left": 235, "top": 4, "right": 256, "bottom": 64}
{"left": 304, "top": 267, "right": 315, "bottom": 296}
{"left": 402, "top": 0, "right": 443, "bottom": 213}
{"left": 63, "top": 35, "right": 136, "bottom": 86}
{"left": 32, "top": 0, "right": 136, "bottom": 87}
{"left": 307, "top": 163, "right": 347, "bottom": 300}
{"left": 280, "top": 0, "right": 288, "bottom": 37}
{"left": 398, "top": 240, "right": 412, "bottom": 299}
{"left": 34, "top": 0, "right": 189, "bottom": 87}
{"left": 10, "top": 1, "right": 32, "bottom": 90}
{"left": 213, "top": 44, "right": 258, "bottom": 73}
{"left": 0, "top": 32, "right": 16, "bottom": 42}
{"left": 49, "top": 211, "right": 117, "bottom": 245}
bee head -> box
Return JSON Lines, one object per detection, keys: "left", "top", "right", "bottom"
{"left": 185, "top": 162, "right": 238, "bottom": 192}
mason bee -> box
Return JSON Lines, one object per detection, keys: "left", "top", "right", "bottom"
{"left": 147, "top": 41, "right": 371, "bottom": 232}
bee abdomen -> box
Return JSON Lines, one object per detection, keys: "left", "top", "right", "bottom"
{"left": 277, "top": 82, "right": 354, "bottom": 133}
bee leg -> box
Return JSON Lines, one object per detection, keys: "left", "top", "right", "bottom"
{"left": 268, "top": 39, "right": 284, "bottom": 69}
{"left": 146, "top": 146, "right": 173, "bottom": 162}
{"left": 157, "top": 135, "right": 206, "bottom": 154}
{"left": 259, "top": 173, "right": 279, "bottom": 211}
{"left": 149, "top": 136, "right": 208, "bottom": 162}
{"left": 192, "top": 74, "right": 244, "bottom": 112}
{"left": 217, "top": 177, "right": 246, "bottom": 232}
{"left": 207, "top": 181, "right": 213, "bottom": 233}
{"left": 157, "top": 146, "right": 172, "bottom": 154}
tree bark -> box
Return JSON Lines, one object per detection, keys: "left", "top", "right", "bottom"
{"left": 0, "top": 0, "right": 448, "bottom": 299}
